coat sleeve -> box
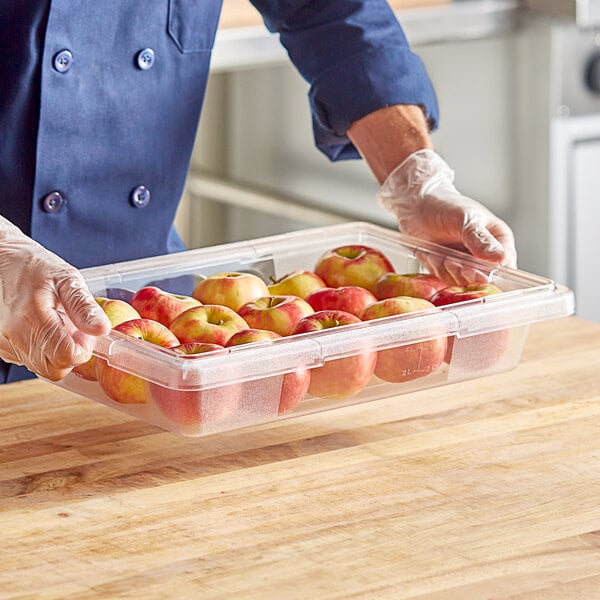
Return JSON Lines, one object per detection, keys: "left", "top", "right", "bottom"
{"left": 249, "top": 0, "right": 439, "bottom": 160}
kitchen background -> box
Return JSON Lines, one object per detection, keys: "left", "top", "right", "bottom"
{"left": 174, "top": 0, "right": 600, "bottom": 322}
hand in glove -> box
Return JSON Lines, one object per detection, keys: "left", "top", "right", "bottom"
{"left": 377, "top": 149, "right": 517, "bottom": 283}
{"left": 0, "top": 217, "right": 111, "bottom": 381}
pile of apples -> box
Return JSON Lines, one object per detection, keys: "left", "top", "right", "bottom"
{"left": 74, "top": 244, "right": 502, "bottom": 428}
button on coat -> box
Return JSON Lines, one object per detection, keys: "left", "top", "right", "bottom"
{"left": 136, "top": 48, "right": 156, "bottom": 70}
{"left": 53, "top": 49, "right": 73, "bottom": 73}
{"left": 42, "top": 191, "right": 65, "bottom": 213}
{"left": 131, "top": 185, "right": 151, "bottom": 207}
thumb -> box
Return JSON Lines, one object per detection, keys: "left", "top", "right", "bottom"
{"left": 56, "top": 275, "right": 111, "bottom": 336}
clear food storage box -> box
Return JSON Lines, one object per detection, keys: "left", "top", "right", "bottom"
{"left": 54, "top": 222, "right": 575, "bottom": 437}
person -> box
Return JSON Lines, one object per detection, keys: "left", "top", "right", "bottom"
{"left": 0, "top": 1, "right": 516, "bottom": 385}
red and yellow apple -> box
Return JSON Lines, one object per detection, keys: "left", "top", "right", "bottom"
{"left": 305, "top": 285, "right": 377, "bottom": 318}
{"left": 430, "top": 282, "right": 503, "bottom": 306}
{"left": 95, "top": 318, "right": 180, "bottom": 404}
{"left": 291, "top": 310, "right": 376, "bottom": 399}
{"left": 314, "top": 244, "right": 395, "bottom": 293}
{"left": 359, "top": 297, "right": 447, "bottom": 383}
{"left": 225, "top": 328, "right": 310, "bottom": 414}
{"left": 267, "top": 270, "right": 326, "bottom": 299}
{"left": 374, "top": 272, "right": 446, "bottom": 302}
{"left": 169, "top": 304, "right": 249, "bottom": 345}
{"left": 130, "top": 286, "right": 201, "bottom": 327}
{"left": 150, "top": 342, "right": 241, "bottom": 427}
{"left": 192, "top": 272, "right": 269, "bottom": 312}
{"left": 238, "top": 295, "right": 314, "bottom": 337}
{"left": 72, "top": 297, "right": 141, "bottom": 381}
{"left": 430, "top": 282, "right": 508, "bottom": 370}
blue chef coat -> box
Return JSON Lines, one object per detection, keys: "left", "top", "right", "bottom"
{"left": 0, "top": 0, "right": 438, "bottom": 383}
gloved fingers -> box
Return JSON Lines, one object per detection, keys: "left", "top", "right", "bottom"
{"left": 0, "top": 220, "right": 109, "bottom": 379}
{"left": 56, "top": 272, "right": 111, "bottom": 336}
{"left": 413, "top": 251, "right": 449, "bottom": 284}
{"left": 0, "top": 301, "right": 97, "bottom": 381}
{"left": 462, "top": 217, "right": 517, "bottom": 268}
{"left": 415, "top": 250, "right": 490, "bottom": 287}
{"left": 443, "top": 258, "right": 488, "bottom": 285}
{"left": 0, "top": 334, "right": 80, "bottom": 382}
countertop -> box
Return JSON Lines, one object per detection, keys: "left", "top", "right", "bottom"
{"left": 1, "top": 316, "right": 600, "bottom": 598}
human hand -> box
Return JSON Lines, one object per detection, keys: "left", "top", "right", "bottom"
{"left": 0, "top": 217, "right": 111, "bottom": 381}
{"left": 377, "top": 149, "right": 517, "bottom": 283}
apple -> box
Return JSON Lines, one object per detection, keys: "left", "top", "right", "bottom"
{"left": 374, "top": 272, "right": 446, "bottom": 302}
{"left": 192, "top": 272, "right": 270, "bottom": 312}
{"left": 238, "top": 295, "right": 314, "bottom": 337}
{"left": 95, "top": 297, "right": 141, "bottom": 322}
{"left": 291, "top": 310, "right": 376, "bottom": 399}
{"left": 169, "top": 304, "right": 249, "bottom": 345}
{"left": 130, "top": 286, "right": 201, "bottom": 327}
{"left": 267, "top": 270, "right": 326, "bottom": 299}
{"left": 429, "top": 282, "right": 503, "bottom": 306}
{"left": 359, "top": 297, "right": 447, "bottom": 383}
{"left": 430, "top": 282, "right": 507, "bottom": 371}
{"left": 150, "top": 342, "right": 241, "bottom": 427}
{"left": 95, "top": 318, "right": 180, "bottom": 404}
{"left": 305, "top": 285, "right": 377, "bottom": 318}
{"left": 72, "top": 297, "right": 141, "bottom": 381}
{"left": 225, "top": 328, "right": 310, "bottom": 414}
{"left": 314, "top": 244, "right": 395, "bottom": 293}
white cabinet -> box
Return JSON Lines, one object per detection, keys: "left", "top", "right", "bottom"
{"left": 569, "top": 136, "right": 600, "bottom": 321}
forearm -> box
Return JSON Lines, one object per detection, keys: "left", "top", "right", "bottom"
{"left": 354, "top": 106, "right": 517, "bottom": 269}
{"left": 250, "top": 0, "right": 438, "bottom": 161}
{"left": 347, "top": 104, "right": 434, "bottom": 184}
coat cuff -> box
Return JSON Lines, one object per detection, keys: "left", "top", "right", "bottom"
{"left": 308, "top": 45, "right": 439, "bottom": 161}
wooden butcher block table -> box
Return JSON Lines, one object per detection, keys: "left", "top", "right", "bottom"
{"left": 1, "top": 316, "right": 600, "bottom": 599}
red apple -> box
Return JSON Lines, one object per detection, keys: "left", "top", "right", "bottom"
{"left": 225, "top": 328, "right": 310, "bottom": 414}
{"left": 130, "top": 286, "right": 201, "bottom": 327}
{"left": 192, "top": 271, "right": 269, "bottom": 312}
{"left": 429, "top": 282, "right": 503, "bottom": 306}
{"left": 359, "top": 297, "right": 447, "bottom": 383}
{"left": 430, "top": 282, "right": 507, "bottom": 371}
{"left": 267, "top": 270, "right": 326, "bottom": 299}
{"left": 291, "top": 310, "right": 377, "bottom": 399}
{"left": 374, "top": 272, "right": 446, "bottom": 302}
{"left": 95, "top": 318, "right": 180, "bottom": 404}
{"left": 305, "top": 285, "right": 377, "bottom": 318}
{"left": 72, "top": 297, "right": 141, "bottom": 381}
{"left": 169, "top": 304, "right": 249, "bottom": 345}
{"left": 238, "top": 295, "right": 314, "bottom": 337}
{"left": 314, "top": 244, "right": 395, "bottom": 293}
{"left": 150, "top": 342, "right": 241, "bottom": 427}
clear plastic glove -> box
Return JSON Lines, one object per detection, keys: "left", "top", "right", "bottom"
{"left": 0, "top": 217, "right": 111, "bottom": 381}
{"left": 377, "top": 149, "right": 517, "bottom": 283}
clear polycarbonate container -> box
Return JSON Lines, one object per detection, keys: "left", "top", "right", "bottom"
{"left": 53, "top": 222, "right": 575, "bottom": 437}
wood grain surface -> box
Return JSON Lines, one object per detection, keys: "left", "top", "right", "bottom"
{"left": 218, "top": 0, "right": 451, "bottom": 29}
{"left": 1, "top": 316, "right": 599, "bottom": 599}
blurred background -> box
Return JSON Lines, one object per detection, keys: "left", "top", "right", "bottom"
{"left": 174, "top": 0, "right": 600, "bottom": 322}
